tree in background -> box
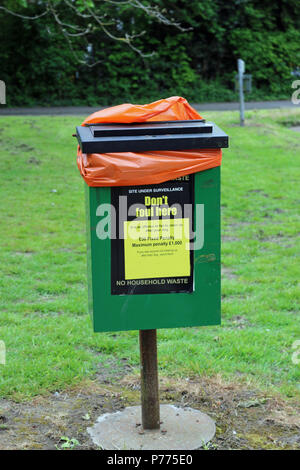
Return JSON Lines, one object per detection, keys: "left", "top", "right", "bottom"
{"left": 0, "top": 0, "right": 187, "bottom": 62}
{"left": 0, "top": 0, "right": 299, "bottom": 106}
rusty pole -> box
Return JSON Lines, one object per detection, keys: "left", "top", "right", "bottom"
{"left": 139, "top": 329, "right": 160, "bottom": 430}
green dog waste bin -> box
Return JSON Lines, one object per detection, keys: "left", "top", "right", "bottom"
{"left": 76, "top": 119, "right": 228, "bottom": 333}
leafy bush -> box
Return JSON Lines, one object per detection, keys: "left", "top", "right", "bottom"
{"left": 0, "top": 0, "right": 299, "bottom": 106}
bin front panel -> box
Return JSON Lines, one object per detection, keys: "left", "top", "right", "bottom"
{"left": 86, "top": 166, "right": 220, "bottom": 332}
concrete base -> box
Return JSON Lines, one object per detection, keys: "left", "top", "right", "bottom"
{"left": 87, "top": 405, "right": 215, "bottom": 450}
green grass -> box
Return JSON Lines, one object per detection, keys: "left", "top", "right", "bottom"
{"left": 0, "top": 109, "right": 299, "bottom": 400}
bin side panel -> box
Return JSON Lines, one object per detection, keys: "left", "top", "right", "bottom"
{"left": 87, "top": 185, "right": 112, "bottom": 331}
{"left": 85, "top": 184, "right": 93, "bottom": 323}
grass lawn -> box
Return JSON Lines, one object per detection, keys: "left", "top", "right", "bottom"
{"left": 0, "top": 108, "right": 299, "bottom": 402}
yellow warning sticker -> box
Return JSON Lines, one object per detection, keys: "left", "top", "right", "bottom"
{"left": 124, "top": 218, "right": 190, "bottom": 280}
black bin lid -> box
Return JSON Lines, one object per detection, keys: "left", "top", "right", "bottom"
{"left": 76, "top": 119, "right": 228, "bottom": 154}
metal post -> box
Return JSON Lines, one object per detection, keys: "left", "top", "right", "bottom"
{"left": 139, "top": 329, "right": 160, "bottom": 430}
{"left": 237, "top": 58, "right": 245, "bottom": 127}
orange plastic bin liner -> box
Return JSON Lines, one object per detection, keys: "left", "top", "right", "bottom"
{"left": 77, "top": 96, "right": 222, "bottom": 187}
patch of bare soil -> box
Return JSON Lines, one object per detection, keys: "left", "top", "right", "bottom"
{"left": 0, "top": 372, "right": 299, "bottom": 450}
